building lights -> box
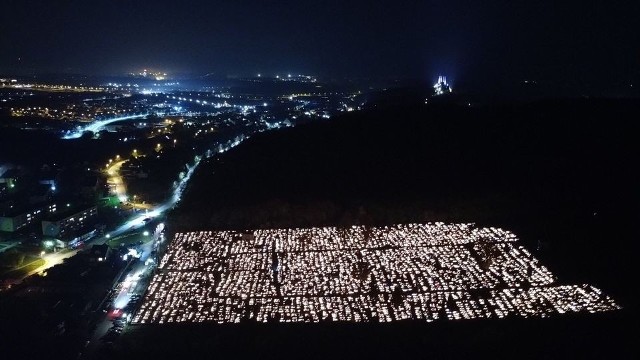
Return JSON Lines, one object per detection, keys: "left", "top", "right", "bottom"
{"left": 433, "top": 76, "right": 452, "bottom": 96}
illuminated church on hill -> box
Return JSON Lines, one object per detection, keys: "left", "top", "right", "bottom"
{"left": 433, "top": 76, "right": 452, "bottom": 96}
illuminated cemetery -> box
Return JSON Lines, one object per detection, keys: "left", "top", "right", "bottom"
{"left": 133, "top": 223, "right": 619, "bottom": 324}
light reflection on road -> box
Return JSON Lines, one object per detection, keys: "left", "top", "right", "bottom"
{"left": 106, "top": 160, "right": 128, "bottom": 202}
{"left": 62, "top": 114, "right": 149, "bottom": 139}
{"left": 107, "top": 135, "right": 246, "bottom": 238}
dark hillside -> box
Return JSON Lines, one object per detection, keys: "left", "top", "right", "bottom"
{"left": 175, "top": 99, "right": 638, "bottom": 306}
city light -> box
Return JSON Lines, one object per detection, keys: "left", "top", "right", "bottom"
{"left": 0, "top": 2, "right": 634, "bottom": 357}
{"left": 127, "top": 248, "right": 141, "bottom": 258}
{"left": 433, "top": 76, "right": 452, "bottom": 96}
{"left": 62, "top": 114, "right": 149, "bottom": 139}
{"left": 133, "top": 224, "right": 620, "bottom": 325}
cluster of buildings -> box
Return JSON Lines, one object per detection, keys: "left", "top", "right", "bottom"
{"left": 129, "top": 69, "right": 168, "bottom": 81}
{"left": 0, "top": 78, "right": 18, "bottom": 86}
{"left": 0, "top": 164, "right": 100, "bottom": 247}
{"left": 275, "top": 74, "right": 317, "bottom": 83}
{"left": 0, "top": 202, "right": 57, "bottom": 233}
{"left": 1, "top": 81, "right": 105, "bottom": 92}
{"left": 133, "top": 223, "right": 620, "bottom": 324}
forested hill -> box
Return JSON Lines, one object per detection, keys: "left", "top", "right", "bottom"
{"left": 173, "top": 98, "right": 638, "bottom": 305}
{"left": 177, "top": 98, "right": 636, "bottom": 229}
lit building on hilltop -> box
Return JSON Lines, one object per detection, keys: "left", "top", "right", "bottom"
{"left": 433, "top": 76, "right": 452, "bottom": 96}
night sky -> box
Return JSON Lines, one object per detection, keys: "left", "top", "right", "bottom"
{"left": 1, "top": 0, "right": 638, "bottom": 85}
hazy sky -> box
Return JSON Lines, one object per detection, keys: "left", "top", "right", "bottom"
{"left": 1, "top": 0, "right": 638, "bottom": 85}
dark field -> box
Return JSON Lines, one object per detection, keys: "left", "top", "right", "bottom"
{"left": 111, "top": 312, "right": 632, "bottom": 360}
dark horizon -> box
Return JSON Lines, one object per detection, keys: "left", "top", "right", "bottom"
{"left": 1, "top": 0, "right": 639, "bottom": 89}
